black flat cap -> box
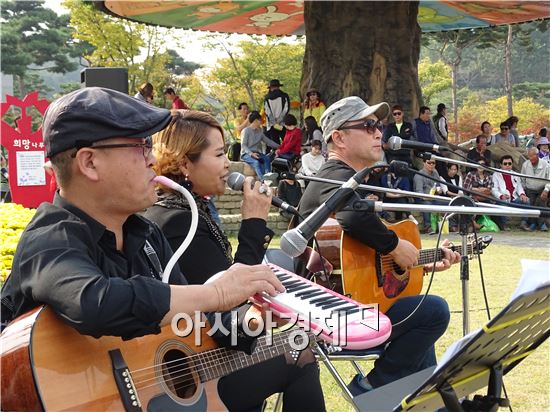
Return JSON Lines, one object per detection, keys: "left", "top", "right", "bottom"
{"left": 43, "top": 87, "right": 172, "bottom": 157}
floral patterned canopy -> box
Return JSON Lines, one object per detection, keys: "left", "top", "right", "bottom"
{"left": 100, "top": 1, "right": 550, "bottom": 35}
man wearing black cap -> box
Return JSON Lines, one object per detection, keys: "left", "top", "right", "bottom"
{"left": 299, "top": 96, "right": 460, "bottom": 396}
{"left": 263, "top": 79, "right": 290, "bottom": 145}
{"left": 0, "top": 88, "right": 284, "bottom": 347}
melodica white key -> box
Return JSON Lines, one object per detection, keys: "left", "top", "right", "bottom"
{"left": 251, "top": 264, "right": 392, "bottom": 349}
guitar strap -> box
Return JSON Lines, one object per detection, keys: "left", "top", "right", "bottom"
{"left": 143, "top": 240, "right": 164, "bottom": 281}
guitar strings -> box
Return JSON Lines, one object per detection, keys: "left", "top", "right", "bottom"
{"left": 130, "top": 332, "right": 291, "bottom": 385}
{"left": 136, "top": 332, "right": 309, "bottom": 395}
{"left": 129, "top": 329, "right": 294, "bottom": 381}
{"left": 132, "top": 332, "right": 299, "bottom": 392}
{"left": 166, "top": 334, "right": 309, "bottom": 396}
{"left": 139, "top": 334, "right": 298, "bottom": 391}
{"left": 131, "top": 334, "right": 290, "bottom": 389}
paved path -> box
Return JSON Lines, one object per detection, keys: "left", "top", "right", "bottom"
{"left": 422, "top": 230, "right": 550, "bottom": 250}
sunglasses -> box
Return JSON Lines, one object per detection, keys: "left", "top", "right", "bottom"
{"left": 502, "top": 162, "right": 513, "bottom": 166}
{"left": 501, "top": 127, "right": 509, "bottom": 131}
{"left": 74, "top": 136, "right": 153, "bottom": 160}
{"left": 392, "top": 112, "right": 402, "bottom": 116}
{"left": 426, "top": 161, "right": 435, "bottom": 165}
{"left": 339, "top": 119, "right": 383, "bottom": 134}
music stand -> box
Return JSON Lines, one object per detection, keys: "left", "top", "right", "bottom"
{"left": 353, "top": 282, "right": 550, "bottom": 412}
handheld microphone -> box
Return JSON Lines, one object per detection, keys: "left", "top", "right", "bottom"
{"left": 226, "top": 172, "right": 300, "bottom": 216}
{"left": 280, "top": 165, "right": 374, "bottom": 257}
{"left": 388, "top": 136, "right": 448, "bottom": 153}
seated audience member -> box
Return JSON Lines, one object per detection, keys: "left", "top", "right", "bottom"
{"left": 480, "top": 121, "right": 494, "bottom": 145}
{"left": 380, "top": 169, "right": 411, "bottom": 221}
{"left": 467, "top": 135, "right": 492, "bottom": 166}
{"left": 302, "top": 89, "right": 326, "bottom": 124}
{"left": 298, "top": 96, "right": 460, "bottom": 395}
{"left": 463, "top": 158, "right": 506, "bottom": 230}
{"left": 277, "top": 178, "right": 302, "bottom": 220}
{"left": 505, "top": 116, "right": 520, "bottom": 147}
{"left": 440, "top": 163, "right": 463, "bottom": 231}
{"left": 382, "top": 104, "right": 414, "bottom": 167}
{"left": 134, "top": 82, "right": 154, "bottom": 103}
{"left": 142, "top": 110, "right": 325, "bottom": 410}
{"left": 520, "top": 148, "right": 550, "bottom": 231}
{"left": 413, "top": 158, "right": 442, "bottom": 234}
{"left": 441, "top": 164, "right": 463, "bottom": 198}
{"left": 275, "top": 113, "right": 302, "bottom": 162}
{"left": 230, "top": 102, "right": 251, "bottom": 161}
{"left": 494, "top": 122, "right": 515, "bottom": 146}
{"left": 303, "top": 115, "right": 325, "bottom": 153}
{"left": 492, "top": 155, "right": 529, "bottom": 231}
{"left": 240, "top": 111, "right": 279, "bottom": 180}
{"left": 300, "top": 140, "right": 325, "bottom": 178}
{"left": 0, "top": 89, "right": 293, "bottom": 412}
{"left": 537, "top": 136, "right": 550, "bottom": 163}
{"left": 164, "top": 87, "right": 189, "bottom": 110}
{"left": 526, "top": 127, "right": 546, "bottom": 149}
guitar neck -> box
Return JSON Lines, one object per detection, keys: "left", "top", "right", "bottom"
{"left": 195, "top": 330, "right": 309, "bottom": 382}
{"left": 418, "top": 243, "right": 471, "bottom": 266}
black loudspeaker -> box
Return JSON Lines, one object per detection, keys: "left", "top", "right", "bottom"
{"left": 80, "top": 68, "right": 128, "bottom": 94}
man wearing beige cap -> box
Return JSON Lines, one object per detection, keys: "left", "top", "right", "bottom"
{"left": 299, "top": 96, "right": 460, "bottom": 395}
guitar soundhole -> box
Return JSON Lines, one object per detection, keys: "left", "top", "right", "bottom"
{"left": 161, "top": 349, "right": 197, "bottom": 400}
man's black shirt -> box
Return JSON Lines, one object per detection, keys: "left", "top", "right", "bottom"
{"left": 299, "top": 159, "right": 399, "bottom": 255}
{"left": 1, "top": 194, "right": 181, "bottom": 339}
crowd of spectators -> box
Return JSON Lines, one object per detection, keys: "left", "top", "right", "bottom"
{"left": 226, "top": 84, "right": 549, "bottom": 232}
{"left": 105, "top": 81, "right": 550, "bottom": 232}
{"left": 2, "top": 80, "right": 546, "bottom": 235}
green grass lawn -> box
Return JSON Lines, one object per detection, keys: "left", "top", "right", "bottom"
{"left": 232, "top": 233, "right": 550, "bottom": 411}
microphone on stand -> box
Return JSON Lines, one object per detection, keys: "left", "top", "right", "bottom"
{"left": 227, "top": 172, "right": 300, "bottom": 216}
{"left": 388, "top": 136, "right": 449, "bottom": 153}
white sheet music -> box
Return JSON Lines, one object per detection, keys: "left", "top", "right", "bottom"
{"left": 510, "top": 259, "right": 550, "bottom": 301}
{"left": 435, "top": 259, "right": 550, "bottom": 373}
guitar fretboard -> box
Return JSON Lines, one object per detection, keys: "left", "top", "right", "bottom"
{"left": 418, "top": 243, "right": 472, "bottom": 266}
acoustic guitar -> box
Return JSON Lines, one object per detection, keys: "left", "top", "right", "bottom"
{"left": 1, "top": 306, "right": 312, "bottom": 411}
{"left": 317, "top": 219, "right": 492, "bottom": 312}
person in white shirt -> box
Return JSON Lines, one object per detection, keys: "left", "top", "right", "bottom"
{"left": 520, "top": 148, "right": 550, "bottom": 231}
{"left": 300, "top": 140, "right": 325, "bottom": 177}
{"left": 492, "top": 155, "right": 529, "bottom": 230}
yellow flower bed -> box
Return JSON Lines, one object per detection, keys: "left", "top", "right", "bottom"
{"left": 0, "top": 203, "right": 36, "bottom": 283}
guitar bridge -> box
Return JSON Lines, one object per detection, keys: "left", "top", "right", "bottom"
{"left": 375, "top": 252, "right": 384, "bottom": 287}
{"left": 109, "top": 349, "right": 142, "bottom": 411}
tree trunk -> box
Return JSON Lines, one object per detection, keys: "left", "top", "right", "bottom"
{"left": 505, "top": 24, "right": 513, "bottom": 116}
{"left": 301, "top": 1, "right": 422, "bottom": 120}
{"left": 17, "top": 75, "right": 26, "bottom": 97}
{"left": 451, "top": 62, "right": 458, "bottom": 143}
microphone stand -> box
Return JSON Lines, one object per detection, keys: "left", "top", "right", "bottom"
{"left": 451, "top": 196, "right": 476, "bottom": 336}
{"left": 296, "top": 174, "right": 535, "bottom": 214}
{"left": 419, "top": 152, "right": 550, "bottom": 183}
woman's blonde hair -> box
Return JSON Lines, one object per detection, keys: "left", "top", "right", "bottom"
{"left": 153, "top": 110, "right": 224, "bottom": 183}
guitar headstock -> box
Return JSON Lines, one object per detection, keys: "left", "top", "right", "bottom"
{"left": 467, "top": 234, "right": 493, "bottom": 256}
